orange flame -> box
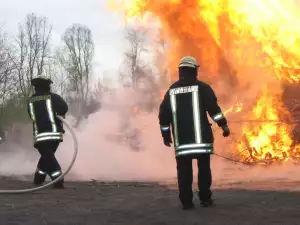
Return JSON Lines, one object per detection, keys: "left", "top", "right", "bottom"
{"left": 224, "top": 102, "right": 243, "bottom": 115}
{"left": 109, "top": 0, "right": 300, "bottom": 164}
{"left": 237, "top": 86, "right": 293, "bottom": 163}
{"left": 109, "top": 0, "right": 300, "bottom": 83}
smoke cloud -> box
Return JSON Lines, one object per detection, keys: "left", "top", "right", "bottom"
{"left": 0, "top": 86, "right": 299, "bottom": 192}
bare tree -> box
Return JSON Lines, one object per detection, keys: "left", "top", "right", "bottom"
{"left": 115, "top": 26, "right": 164, "bottom": 152}
{"left": 121, "top": 26, "right": 149, "bottom": 89}
{"left": 58, "top": 23, "right": 95, "bottom": 126}
{"left": 0, "top": 30, "right": 15, "bottom": 121}
{"left": 13, "top": 13, "right": 52, "bottom": 100}
{"left": 154, "top": 30, "right": 170, "bottom": 88}
{"left": 49, "top": 54, "right": 69, "bottom": 98}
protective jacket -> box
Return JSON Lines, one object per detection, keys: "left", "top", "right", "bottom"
{"left": 159, "top": 78, "right": 227, "bottom": 157}
{"left": 27, "top": 92, "right": 68, "bottom": 144}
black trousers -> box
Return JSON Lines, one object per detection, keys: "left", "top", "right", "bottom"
{"left": 35, "top": 141, "right": 61, "bottom": 179}
{"left": 176, "top": 154, "right": 212, "bottom": 205}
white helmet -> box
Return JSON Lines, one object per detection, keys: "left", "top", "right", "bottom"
{"left": 178, "top": 56, "right": 199, "bottom": 69}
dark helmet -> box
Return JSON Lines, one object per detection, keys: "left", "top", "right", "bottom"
{"left": 31, "top": 75, "right": 53, "bottom": 87}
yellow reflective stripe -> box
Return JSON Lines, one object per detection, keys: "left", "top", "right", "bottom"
{"left": 212, "top": 112, "right": 224, "bottom": 121}
{"left": 29, "top": 103, "right": 38, "bottom": 136}
{"left": 170, "top": 94, "right": 179, "bottom": 146}
{"left": 35, "top": 136, "right": 62, "bottom": 142}
{"left": 176, "top": 143, "right": 213, "bottom": 150}
{"left": 36, "top": 169, "right": 46, "bottom": 175}
{"left": 160, "top": 126, "right": 170, "bottom": 131}
{"left": 51, "top": 171, "right": 61, "bottom": 177}
{"left": 46, "top": 99, "right": 57, "bottom": 132}
{"left": 36, "top": 132, "right": 62, "bottom": 137}
{"left": 176, "top": 149, "right": 213, "bottom": 156}
{"left": 192, "top": 89, "right": 201, "bottom": 143}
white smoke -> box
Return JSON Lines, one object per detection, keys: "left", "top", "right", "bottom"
{"left": 0, "top": 87, "right": 300, "bottom": 192}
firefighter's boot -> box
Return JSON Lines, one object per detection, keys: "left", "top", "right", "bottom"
{"left": 200, "top": 198, "right": 214, "bottom": 207}
{"left": 53, "top": 178, "right": 64, "bottom": 189}
{"left": 50, "top": 171, "right": 64, "bottom": 189}
{"left": 33, "top": 169, "right": 46, "bottom": 186}
{"left": 182, "top": 202, "right": 195, "bottom": 210}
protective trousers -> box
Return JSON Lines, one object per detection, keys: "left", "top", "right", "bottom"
{"left": 34, "top": 141, "right": 63, "bottom": 187}
{"left": 176, "top": 154, "right": 212, "bottom": 206}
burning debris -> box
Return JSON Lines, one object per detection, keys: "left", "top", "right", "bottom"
{"left": 236, "top": 87, "right": 295, "bottom": 165}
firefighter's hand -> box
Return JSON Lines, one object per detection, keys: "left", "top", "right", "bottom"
{"left": 222, "top": 125, "right": 230, "bottom": 137}
{"left": 56, "top": 113, "right": 66, "bottom": 119}
{"left": 162, "top": 130, "right": 172, "bottom": 147}
{"left": 163, "top": 138, "right": 172, "bottom": 147}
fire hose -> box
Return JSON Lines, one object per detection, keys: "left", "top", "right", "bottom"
{"left": 0, "top": 115, "right": 78, "bottom": 194}
{"left": 211, "top": 126, "right": 252, "bottom": 165}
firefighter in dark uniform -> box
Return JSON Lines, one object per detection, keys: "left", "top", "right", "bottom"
{"left": 159, "top": 56, "right": 230, "bottom": 209}
{"left": 27, "top": 75, "right": 68, "bottom": 188}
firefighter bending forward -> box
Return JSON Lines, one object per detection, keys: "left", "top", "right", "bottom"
{"left": 28, "top": 75, "right": 68, "bottom": 189}
{"left": 158, "top": 56, "right": 230, "bottom": 209}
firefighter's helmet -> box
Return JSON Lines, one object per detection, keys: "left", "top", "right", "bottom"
{"left": 178, "top": 56, "right": 199, "bottom": 69}
{"left": 31, "top": 74, "right": 53, "bottom": 86}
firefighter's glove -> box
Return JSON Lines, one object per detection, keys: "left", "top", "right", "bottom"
{"left": 56, "top": 113, "right": 66, "bottom": 119}
{"left": 161, "top": 126, "right": 172, "bottom": 147}
{"left": 163, "top": 133, "right": 172, "bottom": 147}
{"left": 221, "top": 125, "right": 230, "bottom": 137}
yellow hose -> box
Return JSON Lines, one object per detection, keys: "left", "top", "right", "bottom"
{"left": 0, "top": 115, "right": 78, "bottom": 194}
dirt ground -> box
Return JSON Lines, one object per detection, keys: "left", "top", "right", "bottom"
{"left": 1, "top": 178, "right": 300, "bottom": 225}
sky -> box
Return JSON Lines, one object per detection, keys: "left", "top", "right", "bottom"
{"left": 0, "top": 0, "right": 127, "bottom": 82}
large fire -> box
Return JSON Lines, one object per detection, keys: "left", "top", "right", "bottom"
{"left": 109, "top": 0, "right": 300, "bottom": 164}
{"left": 238, "top": 86, "right": 294, "bottom": 164}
